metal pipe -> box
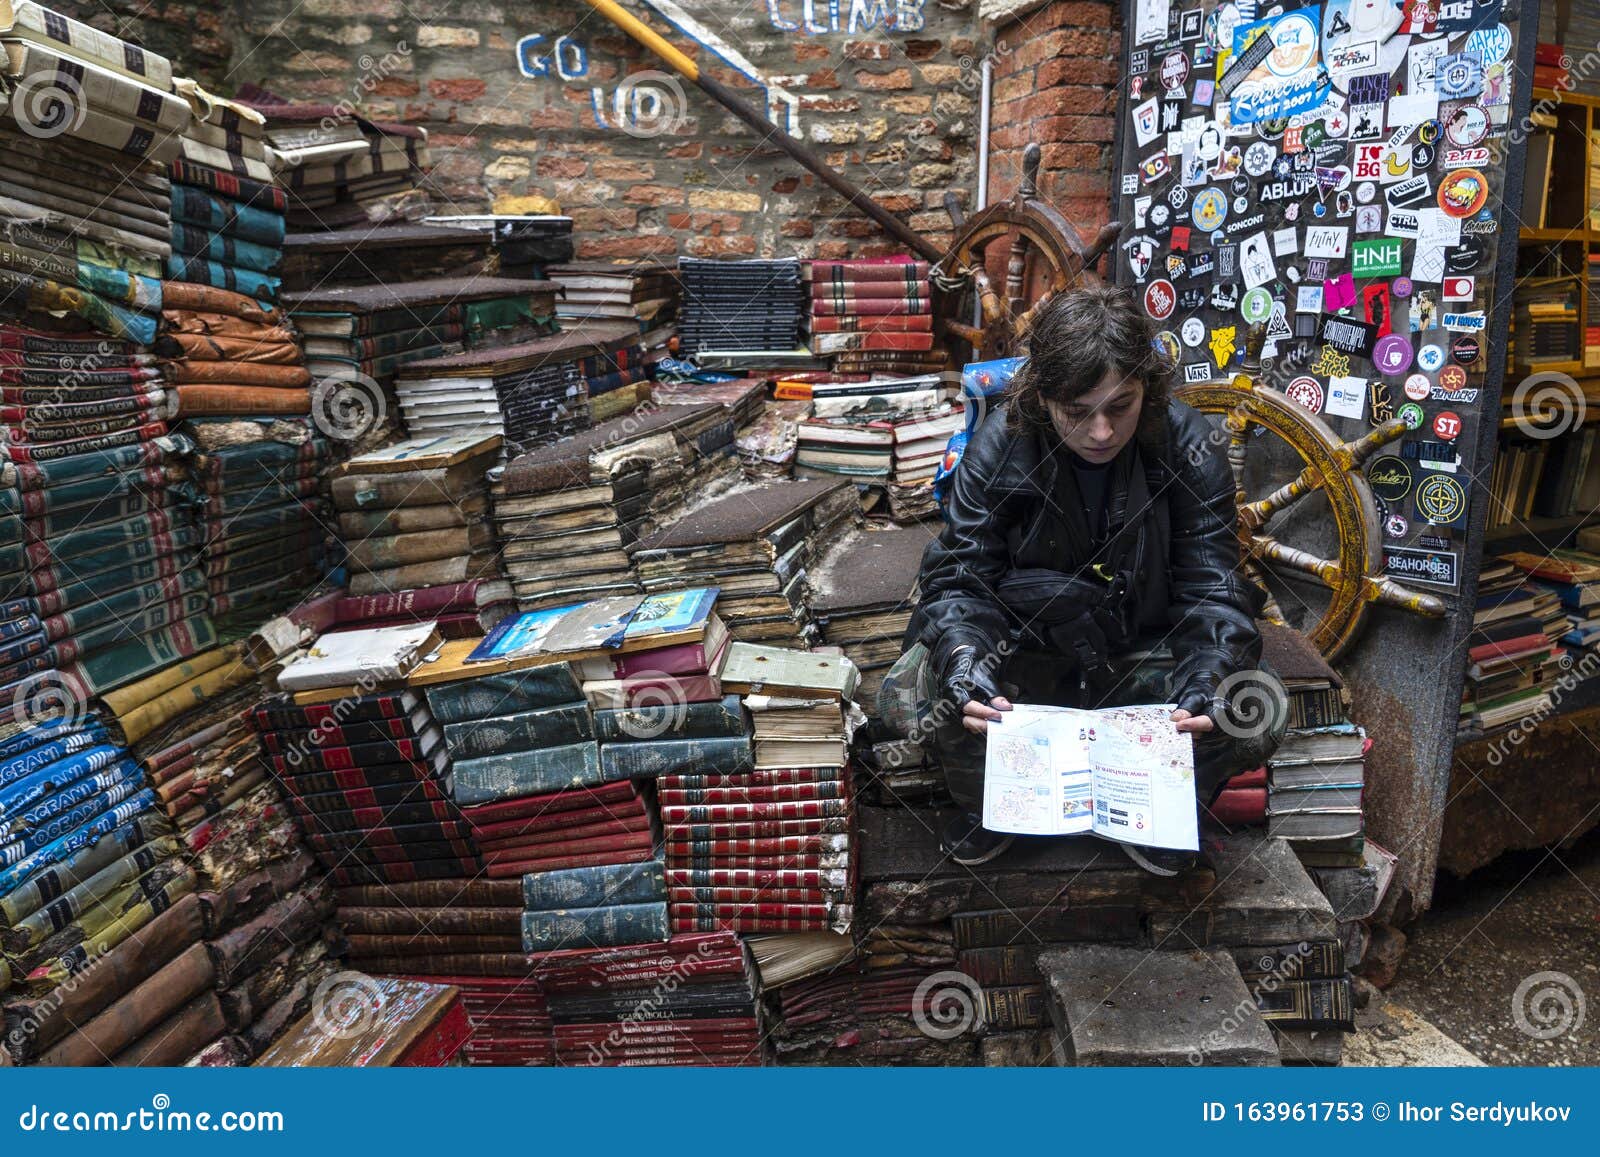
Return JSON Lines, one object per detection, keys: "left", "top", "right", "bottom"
{"left": 577, "top": 0, "right": 942, "bottom": 262}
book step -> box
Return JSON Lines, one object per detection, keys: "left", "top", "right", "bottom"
{"left": 1038, "top": 945, "right": 1280, "bottom": 1067}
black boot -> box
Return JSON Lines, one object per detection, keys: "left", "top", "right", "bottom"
{"left": 1117, "top": 841, "right": 1200, "bottom": 877}
{"left": 940, "top": 811, "right": 1015, "bottom": 867}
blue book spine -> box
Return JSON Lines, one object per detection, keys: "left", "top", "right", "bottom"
{"left": 441, "top": 701, "right": 593, "bottom": 760}
{"left": 521, "top": 859, "right": 666, "bottom": 910}
{"left": 0, "top": 733, "right": 112, "bottom": 792}
{"left": 0, "top": 772, "right": 146, "bottom": 864}
{"left": 0, "top": 788, "right": 159, "bottom": 896}
{"left": 451, "top": 741, "right": 608, "bottom": 806}
{"left": 593, "top": 695, "right": 746, "bottom": 743}
{"left": 0, "top": 746, "right": 127, "bottom": 821}
{"left": 424, "top": 666, "right": 584, "bottom": 724}
{"left": 520, "top": 900, "right": 670, "bottom": 952}
{"left": 599, "top": 735, "right": 753, "bottom": 781}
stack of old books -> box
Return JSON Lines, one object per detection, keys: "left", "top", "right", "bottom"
{"left": 521, "top": 859, "right": 669, "bottom": 954}
{"left": 255, "top": 977, "right": 470, "bottom": 1066}
{"left": 0, "top": 6, "right": 188, "bottom": 325}
{"left": 628, "top": 479, "right": 861, "bottom": 647}
{"left": 808, "top": 523, "right": 934, "bottom": 713}
{"left": 393, "top": 322, "right": 635, "bottom": 454}
{"left": 158, "top": 278, "right": 311, "bottom": 421}
{"left": 651, "top": 377, "right": 767, "bottom": 430}
{"left": 489, "top": 403, "right": 739, "bottom": 609}
{"left": 1457, "top": 559, "right": 1563, "bottom": 735}
{"left": 423, "top": 664, "right": 651, "bottom": 881}
{"left": 280, "top": 223, "right": 490, "bottom": 293}
{"left": 677, "top": 256, "right": 804, "bottom": 356}
{"left": 165, "top": 84, "right": 284, "bottom": 304}
{"left": 804, "top": 258, "right": 942, "bottom": 376}
{"left": 336, "top": 876, "right": 529, "bottom": 1006}
{"left": 1501, "top": 549, "right": 1600, "bottom": 664}
{"left": 251, "top": 682, "right": 471, "bottom": 888}
{"left": 330, "top": 433, "right": 503, "bottom": 600}
{"left": 423, "top": 214, "right": 576, "bottom": 280}
{"left": 283, "top": 276, "right": 562, "bottom": 393}
{"left": 542, "top": 930, "right": 761, "bottom": 1066}
{"left": 657, "top": 643, "right": 857, "bottom": 937}
{"left": 185, "top": 418, "right": 334, "bottom": 636}
{"left": 73, "top": 648, "right": 341, "bottom": 1066}
{"left": 546, "top": 259, "right": 679, "bottom": 330}
{"left": 238, "top": 85, "right": 433, "bottom": 230}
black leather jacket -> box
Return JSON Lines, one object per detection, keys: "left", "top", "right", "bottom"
{"left": 907, "top": 399, "right": 1264, "bottom": 717}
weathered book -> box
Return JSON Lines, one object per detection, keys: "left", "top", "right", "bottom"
{"left": 582, "top": 672, "right": 724, "bottom": 710}
{"left": 521, "top": 858, "right": 666, "bottom": 911}
{"left": 668, "top": 901, "right": 843, "bottom": 924}
{"left": 329, "top": 464, "right": 486, "bottom": 511}
{"left": 255, "top": 978, "right": 470, "bottom": 1066}
{"left": 950, "top": 906, "right": 1144, "bottom": 951}
{"left": 1253, "top": 977, "right": 1356, "bottom": 1030}
{"left": 480, "top": 828, "right": 652, "bottom": 864}
{"left": 600, "top": 735, "right": 752, "bottom": 781}
{"left": 283, "top": 796, "right": 466, "bottom": 835}
{"left": 0, "top": 812, "right": 167, "bottom": 925}
{"left": 344, "top": 933, "right": 523, "bottom": 957}
{"left": 659, "top": 798, "right": 849, "bottom": 824}
{"left": 657, "top": 781, "right": 845, "bottom": 806}
{"left": 336, "top": 905, "right": 523, "bottom": 936}
{"left": 484, "top": 844, "right": 655, "bottom": 879}
{"left": 331, "top": 858, "right": 481, "bottom": 887}
{"left": 472, "top": 811, "right": 648, "bottom": 849}
{"left": 275, "top": 763, "right": 449, "bottom": 797}
{"left": 252, "top": 689, "right": 420, "bottom": 729}
{"left": 0, "top": 838, "right": 177, "bottom": 953}
{"left": 660, "top": 766, "right": 836, "bottom": 789}
{"left": 257, "top": 711, "right": 432, "bottom": 751}
{"left": 665, "top": 835, "right": 848, "bottom": 858}
{"left": 451, "top": 740, "right": 606, "bottom": 805}
{"left": 423, "top": 664, "right": 582, "bottom": 724}
{"left": 521, "top": 900, "right": 670, "bottom": 952}
{"left": 264, "top": 733, "right": 442, "bottom": 775}
{"left": 276, "top": 623, "right": 440, "bottom": 692}
{"left": 440, "top": 701, "right": 593, "bottom": 759}
{"left": 977, "top": 983, "right": 1046, "bottom": 1031}
{"left": 718, "top": 642, "right": 860, "bottom": 699}
{"left": 344, "top": 525, "right": 495, "bottom": 572}
{"left": 592, "top": 694, "right": 744, "bottom": 743}
{"left": 32, "top": 942, "right": 215, "bottom": 1066}
{"left": 334, "top": 878, "right": 523, "bottom": 909}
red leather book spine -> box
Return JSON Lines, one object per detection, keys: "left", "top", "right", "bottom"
{"left": 657, "top": 781, "right": 845, "bottom": 806}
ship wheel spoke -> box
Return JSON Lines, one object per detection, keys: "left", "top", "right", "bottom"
{"left": 1250, "top": 534, "right": 1342, "bottom": 590}
{"left": 1361, "top": 572, "right": 1448, "bottom": 616}
{"left": 1004, "top": 231, "right": 1033, "bottom": 318}
{"left": 1244, "top": 560, "right": 1290, "bottom": 626}
{"left": 1240, "top": 464, "right": 1325, "bottom": 532}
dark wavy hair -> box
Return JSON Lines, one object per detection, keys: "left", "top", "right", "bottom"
{"left": 1004, "top": 284, "right": 1175, "bottom": 462}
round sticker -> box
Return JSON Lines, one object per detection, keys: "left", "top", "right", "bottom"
{"left": 1404, "top": 374, "right": 1432, "bottom": 401}
{"left": 1233, "top": 194, "right": 1250, "bottom": 213}
{"left": 1204, "top": 5, "right": 1240, "bottom": 52}
{"left": 1438, "top": 168, "right": 1489, "bottom": 218}
{"left": 1256, "top": 115, "right": 1289, "bottom": 142}
{"left": 1197, "top": 124, "right": 1224, "bottom": 160}
{"left": 1447, "top": 238, "right": 1487, "bottom": 273}
{"left": 1417, "top": 344, "right": 1446, "bottom": 372}
{"left": 1417, "top": 474, "right": 1466, "bottom": 524}
{"left": 1432, "top": 411, "right": 1463, "bottom": 441}
{"left": 1323, "top": 109, "right": 1349, "bottom": 139}
{"left": 1418, "top": 119, "right": 1443, "bottom": 146}
{"left": 1244, "top": 141, "right": 1275, "bottom": 177}
{"left": 1356, "top": 181, "right": 1377, "bottom": 204}
{"left": 1241, "top": 288, "right": 1274, "bottom": 324}
{"left": 1392, "top": 276, "right": 1413, "bottom": 299}
{"left": 1153, "top": 331, "right": 1181, "bottom": 365}
{"left": 1398, "top": 402, "right": 1425, "bottom": 429}
{"left": 1368, "top": 455, "right": 1413, "bottom": 503}
{"left": 1452, "top": 336, "right": 1481, "bottom": 365}
{"left": 1161, "top": 51, "right": 1190, "bottom": 91}
{"left": 1265, "top": 11, "right": 1319, "bottom": 77}
{"left": 1151, "top": 204, "right": 1172, "bottom": 227}
{"left": 1385, "top": 513, "right": 1410, "bottom": 540}
{"left": 1438, "top": 363, "right": 1468, "bottom": 391}
{"left": 1373, "top": 334, "right": 1414, "bottom": 376}
{"left": 1167, "top": 185, "right": 1190, "bottom": 210}
{"left": 1144, "top": 279, "right": 1177, "bottom": 321}
{"left": 1285, "top": 376, "right": 1324, "bottom": 413}
{"left": 1466, "top": 24, "right": 1513, "bottom": 67}
{"left": 1192, "top": 187, "right": 1229, "bottom": 231}
{"left": 1181, "top": 317, "right": 1206, "bottom": 347}
{"left": 1412, "top": 142, "right": 1435, "bottom": 170}
{"left": 1445, "top": 105, "right": 1489, "bottom": 148}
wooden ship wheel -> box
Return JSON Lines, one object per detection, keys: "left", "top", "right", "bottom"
{"left": 932, "top": 143, "right": 1123, "bottom": 363}
{"left": 1176, "top": 375, "right": 1447, "bottom": 661}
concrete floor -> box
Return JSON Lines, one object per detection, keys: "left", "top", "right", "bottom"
{"left": 1377, "top": 828, "right": 1600, "bottom": 1065}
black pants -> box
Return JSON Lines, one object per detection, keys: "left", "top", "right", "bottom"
{"left": 930, "top": 646, "right": 1277, "bottom": 815}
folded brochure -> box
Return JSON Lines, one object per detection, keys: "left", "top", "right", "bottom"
{"left": 982, "top": 703, "right": 1198, "bottom": 851}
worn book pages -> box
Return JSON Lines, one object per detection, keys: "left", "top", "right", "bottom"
{"left": 982, "top": 703, "right": 1197, "bottom": 851}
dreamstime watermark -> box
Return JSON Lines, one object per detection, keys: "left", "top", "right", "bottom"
{"left": 1484, "top": 648, "right": 1600, "bottom": 766}
{"left": 1511, "top": 41, "right": 1600, "bottom": 145}
{"left": 610, "top": 668, "right": 693, "bottom": 740}
{"left": 1508, "top": 370, "right": 1586, "bottom": 441}
{"left": 15, "top": 1095, "right": 283, "bottom": 1133}
{"left": 1511, "top": 971, "right": 1586, "bottom": 1041}
{"left": 608, "top": 70, "right": 689, "bottom": 139}
{"left": 6, "top": 70, "right": 87, "bottom": 139}
{"left": 276, "top": 40, "right": 412, "bottom": 166}
{"left": 311, "top": 971, "right": 388, "bottom": 1041}
{"left": 911, "top": 969, "right": 985, "bottom": 1040}
{"left": 877, "top": 638, "right": 1016, "bottom": 766}
{"left": 1213, "top": 668, "right": 1289, "bottom": 741}
{"left": 310, "top": 369, "right": 387, "bottom": 442}
{"left": 9, "top": 670, "right": 88, "bottom": 735}
{"left": 1188, "top": 941, "right": 1314, "bottom": 1064}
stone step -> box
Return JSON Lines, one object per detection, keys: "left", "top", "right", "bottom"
{"left": 1039, "top": 944, "right": 1281, "bottom": 1066}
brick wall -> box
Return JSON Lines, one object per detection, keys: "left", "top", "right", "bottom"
{"left": 58, "top": 0, "right": 1123, "bottom": 260}
{"left": 984, "top": 0, "right": 1121, "bottom": 245}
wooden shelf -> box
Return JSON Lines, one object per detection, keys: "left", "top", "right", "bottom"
{"left": 1519, "top": 226, "right": 1600, "bottom": 243}
{"left": 1455, "top": 670, "right": 1600, "bottom": 749}
{"left": 1484, "top": 512, "right": 1596, "bottom": 544}
{"left": 1532, "top": 86, "right": 1600, "bottom": 109}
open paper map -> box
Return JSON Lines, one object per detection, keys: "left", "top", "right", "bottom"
{"left": 982, "top": 703, "right": 1198, "bottom": 851}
